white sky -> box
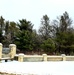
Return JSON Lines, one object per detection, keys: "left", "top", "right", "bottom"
{"left": 0, "top": 0, "right": 74, "bottom": 30}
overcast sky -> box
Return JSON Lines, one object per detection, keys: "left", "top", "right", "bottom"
{"left": 0, "top": 0, "right": 74, "bottom": 30}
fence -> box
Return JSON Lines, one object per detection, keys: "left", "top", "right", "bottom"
{"left": 14, "top": 53, "right": 74, "bottom": 62}
{"left": 0, "top": 43, "right": 74, "bottom": 62}
{"left": 0, "top": 43, "right": 16, "bottom": 62}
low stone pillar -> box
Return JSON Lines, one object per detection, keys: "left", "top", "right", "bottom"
{"left": 9, "top": 44, "right": 16, "bottom": 59}
{"left": 43, "top": 54, "right": 47, "bottom": 62}
{"left": 61, "top": 54, "right": 66, "bottom": 61}
{"left": 18, "top": 53, "right": 24, "bottom": 62}
{"left": 0, "top": 43, "right": 2, "bottom": 59}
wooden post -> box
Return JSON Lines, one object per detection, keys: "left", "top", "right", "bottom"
{"left": 0, "top": 43, "right": 2, "bottom": 61}
{"left": 9, "top": 44, "right": 16, "bottom": 59}
{"left": 18, "top": 53, "right": 24, "bottom": 62}
{"left": 43, "top": 54, "right": 47, "bottom": 61}
{"left": 61, "top": 54, "right": 66, "bottom": 61}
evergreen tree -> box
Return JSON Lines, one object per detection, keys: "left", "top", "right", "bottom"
{"left": 53, "top": 12, "right": 74, "bottom": 55}
{"left": 15, "top": 19, "right": 34, "bottom": 52}
{"left": 38, "top": 15, "right": 55, "bottom": 53}
{"left": 0, "top": 16, "right": 5, "bottom": 43}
